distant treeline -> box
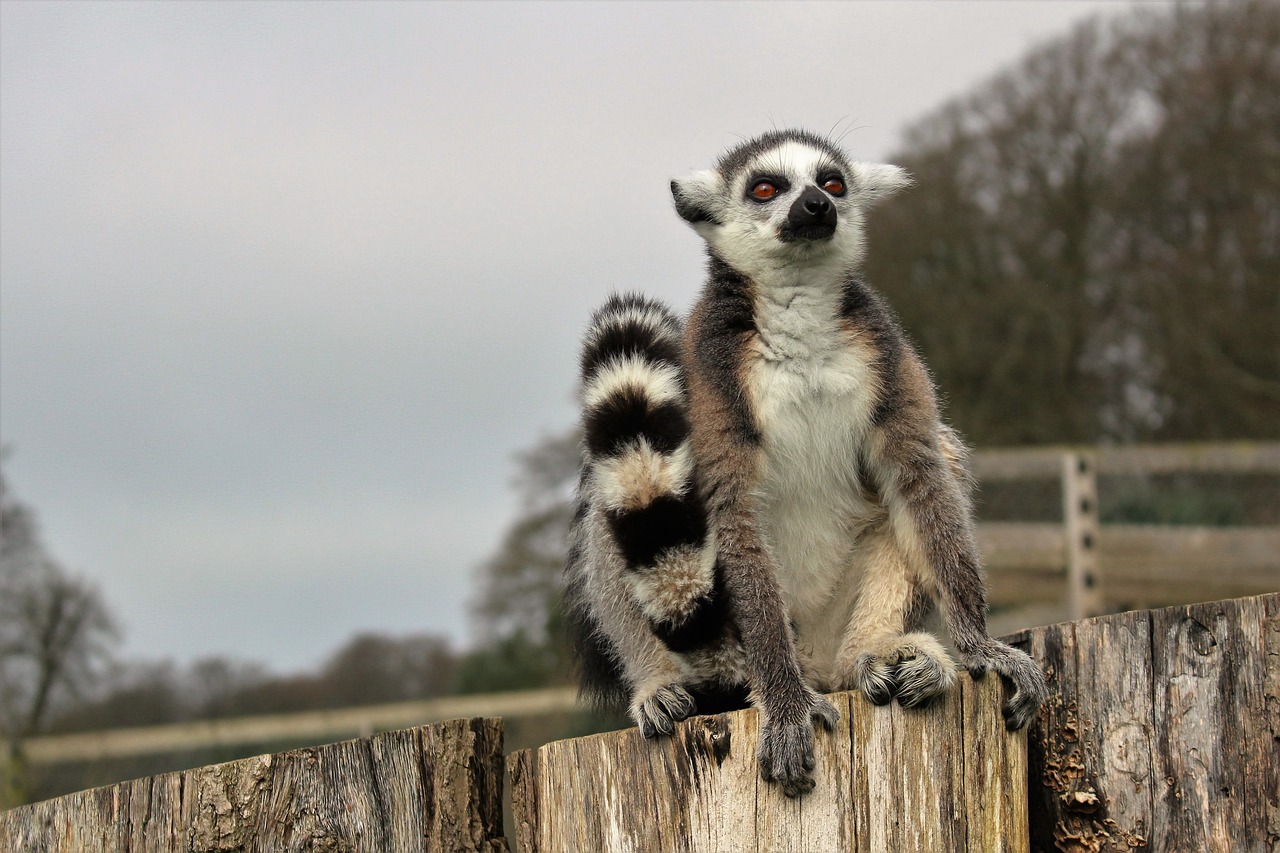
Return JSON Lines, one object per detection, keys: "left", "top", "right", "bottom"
{"left": 866, "top": 0, "right": 1278, "bottom": 445}
{"left": 41, "top": 627, "right": 565, "bottom": 738}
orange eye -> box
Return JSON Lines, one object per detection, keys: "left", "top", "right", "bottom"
{"left": 823, "top": 178, "right": 845, "bottom": 195}
{"left": 751, "top": 181, "right": 778, "bottom": 200}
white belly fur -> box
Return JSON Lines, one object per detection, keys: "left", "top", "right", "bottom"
{"left": 746, "top": 285, "right": 882, "bottom": 662}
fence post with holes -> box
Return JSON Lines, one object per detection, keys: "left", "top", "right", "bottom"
{"left": 1062, "top": 450, "right": 1103, "bottom": 619}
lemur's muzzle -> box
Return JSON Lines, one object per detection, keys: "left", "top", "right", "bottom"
{"left": 781, "top": 186, "right": 837, "bottom": 242}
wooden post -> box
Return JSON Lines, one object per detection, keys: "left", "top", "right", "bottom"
{"left": 1010, "top": 592, "right": 1278, "bottom": 853}
{"left": 1062, "top": 451, "right": 1103, "bottom": 620}
{"left": 509, "top": 676, "right": 1028, "bottom": 853}
{"left": 0, "top": 716, "right": 509, "bottom": 853}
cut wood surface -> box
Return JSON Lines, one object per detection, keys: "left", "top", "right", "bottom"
{"left": 1010, "top": 592, "right": 1279, "bottom": 853}
{"left": 509, "top": 675, "right": 1029, "bottom": 853}
{"left": 0, "top": 716, "right": 508, "bottom": 853}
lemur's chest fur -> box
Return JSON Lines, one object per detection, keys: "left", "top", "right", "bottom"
{"left": 742, "top": 280, "right": 883, "bottom": 621}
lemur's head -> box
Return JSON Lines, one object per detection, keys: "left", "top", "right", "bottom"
{"left": 671, "top": 129, "right": 911, "bottom": 278}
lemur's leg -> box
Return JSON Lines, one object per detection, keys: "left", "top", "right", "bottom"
{"left": 565, "top": 499, "right": 701, "bottom": 737}
{"left": 867, "top": 372, "right": 1047, "bottom": 730}
{"left": 832, "top": 521, "right": 955, "bottom": 707}
{"left": 686, "top": 299, "right": 839, "bottom": 799}
{"left": 713, "top": 497, "right": 840, "bottom": 796}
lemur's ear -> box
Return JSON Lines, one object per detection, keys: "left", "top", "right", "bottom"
{"left": 853, "top": 163, "right": 913, "bottom": 207}
{"left": 671, "top": 171, "right": 724, "bottom": 227}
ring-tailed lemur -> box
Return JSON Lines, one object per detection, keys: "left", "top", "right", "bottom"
{"left": 564, "top": 129, "right": 1048, "bottom": 798}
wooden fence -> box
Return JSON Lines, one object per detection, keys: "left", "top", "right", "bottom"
{"left": 4, "top": 593, "right": 1275, "bottom": 852}
{"left": 972, "top": 441, "right": 1280, "bottom": 627}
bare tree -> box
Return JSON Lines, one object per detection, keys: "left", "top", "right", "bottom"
{"left": 470, "top": 431, "right": 579, "bottom": 647}
{"left": 1, "top": 458, "right": 118, "bottom": 805}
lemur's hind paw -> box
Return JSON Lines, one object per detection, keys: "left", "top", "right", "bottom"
{"left": 841, "top": 633, "right": 955, "bottom": 708}
{"left": 849, "top": 652, "right": 897, "bottom": 705}
{"left": 894, "top": 647, "right": 956, "bottom": 708}
{"left": 633, "top": 684, "right": 696, "bottom": 739}
{"left": 960, "top": 640, "right": 1048, "bottom": 730}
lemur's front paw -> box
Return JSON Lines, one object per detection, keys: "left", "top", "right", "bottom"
{"left": 960, "top": 640, "right": 1048, "bottom": 730}
{"left": 840, "top": 633, "right": 956, "bottom": 708}
{"left": 757, "top": 692, "right": 839, "bottom": 798}
{"left": 632, "top": 683, "right": 696, "bottom": 739}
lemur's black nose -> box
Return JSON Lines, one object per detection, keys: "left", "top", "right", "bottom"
{"left": 784, "top": 186, "right": 837, "bottom": 241}
{"left": 803, "top": 193, "right": 831, "bottom": 216}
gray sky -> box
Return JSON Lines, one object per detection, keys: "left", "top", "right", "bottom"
{"left": 1, "top": 0, "right": 1133, "bottom": 673}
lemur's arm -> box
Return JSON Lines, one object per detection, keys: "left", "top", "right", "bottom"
{"left": 865, "top": 342, "right": 1047, "bottom": 729}
{"left": 686, "top": 289, "right": 839, "bottom": 798}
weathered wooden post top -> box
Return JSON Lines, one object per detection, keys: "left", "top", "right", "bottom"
{"left": 511, "top": 674, "right": 1027, "bottom": 853}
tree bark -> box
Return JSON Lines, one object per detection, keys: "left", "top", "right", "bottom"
{"left": 1011, "top": 592, "right": 1278, "bottom": 852}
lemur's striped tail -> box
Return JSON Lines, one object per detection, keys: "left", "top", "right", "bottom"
{"left": 579, "top": 293, "right": 724, "bottom": 650}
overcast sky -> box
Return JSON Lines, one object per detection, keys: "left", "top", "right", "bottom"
{"left": 1, "top": 0, "right": 1137, "bottom": 673}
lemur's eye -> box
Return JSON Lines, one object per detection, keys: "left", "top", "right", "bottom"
{"left": 751, "top": 180, "right": 778, "bottom": 200}
{"left": 822, "top": 177, "right": 846, "bottom": 196}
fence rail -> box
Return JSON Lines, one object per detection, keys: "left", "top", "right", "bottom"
{"left": 981, "top": 524, "right": 1280, "bottom": 605}
{"left": 23, "top": 687, "right": 579, "bottom": 766}
{"left": 971, "top": 440, "right": 1280, "bottom": 480}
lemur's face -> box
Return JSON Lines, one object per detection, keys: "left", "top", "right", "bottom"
{"left": 671, "top": 131, "right": 910, "bottom": 278}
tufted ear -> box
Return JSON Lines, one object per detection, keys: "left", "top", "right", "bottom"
{"left": 853, "top": 162, "right": 913, "bottom": 207}
{"left": 670, "top": 170, "right": 725, "bottom": 227}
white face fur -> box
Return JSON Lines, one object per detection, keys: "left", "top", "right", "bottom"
{"left": 672, "top": 137, "right": 911, "bottom": 285}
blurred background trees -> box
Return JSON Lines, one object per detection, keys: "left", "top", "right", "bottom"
{"left": 456, "top": 430, "right": 580, "bottom": 695}
{"left": 865, "top": 0, "right": 1279, "bottom": 445}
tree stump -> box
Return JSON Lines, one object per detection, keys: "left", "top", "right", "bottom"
{"left": 0, "top": 716, "right": 508, "bottom": 853}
